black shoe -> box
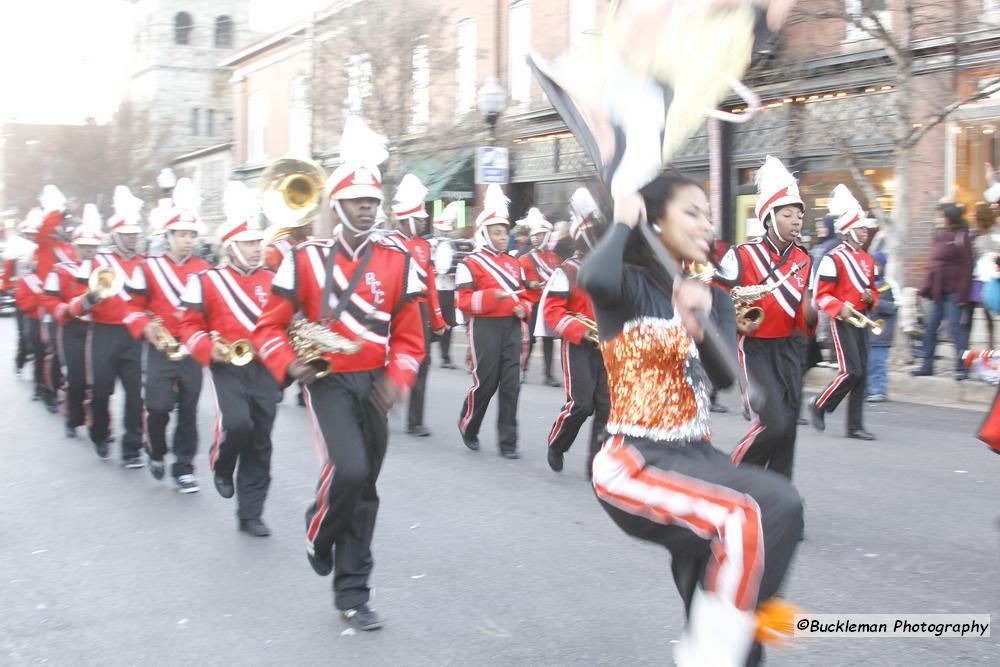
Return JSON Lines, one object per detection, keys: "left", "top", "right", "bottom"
{"left": 709, "top": 402, "right": 728, "bottom": 414}
{"left": 238, "top": 518, "right": 271, "bottom": 537}
{"left": 797, "top": 416, "right": 809, "bottom": 426}
{"left": 544, "top": 375, "right": 562, "bottom": 388}
{"left": 341, "top": 603, "right": 383, "bottom": 631}
{"left": 441, "top": 360, "right": 458, "bottom": 370}
{"left": 45, "top": 401, "right": 59, "bottom": 414}
{"left": 307, "top": 548, "right": 333, "bottom": 576}
{"left": 462, "top": 433, "right": 480, "bottom": 451}
{"left": 956, "top": 370, "right": 969, "bottom": 381}
{"left": 500, "top": 450, "right": 520, "bottom": 460}
{"left": 741, "top": 408, "right": 751, "bottom": 422}
{"left": 149, "top": 458, "right": 166, "bottom": 480}
{"left": 173, "top": 474, "right": 199, "bottom": 494}
{"left": 808, "top": 397, "right": 825, "bottom": 432}
{"left": 104, "top": 435, "right": 116, "bottom": 445}
{"left": 406, "top": 424, "right": 432, "bottom": 437}
{"left": 95, "top": 441, "right": 111, "bottom": 460}
{"left": 520, "top": 370, "right": 527, "bottom": 384}
{"left": 910, "top": 369, "right": 933, "bottom": 377}
{"left": 297, "top": 392, "right": 306, "bottom": 407}
{"left": 547, "top": 447, "right": 564, "bottom": 472}
{"left": 847, "top": 429, "right": 876, "bottom": 441}
{"left": 214, "top": 474, "right": 235, "bottom": 499}
{"left": 64, "top": 425, "right": 77, "bottom": 439}
{"left": 122, "top": 454, "right": 145, "bottom": 469}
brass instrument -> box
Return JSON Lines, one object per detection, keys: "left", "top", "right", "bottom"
{"left": 841, "top": 302, "right": 884, "bottom": 336}
{"left": 210, "top": 332, "right": 255, "bottom": 366}
{"left": 730, "top": 261, "right": 805, "bottom": 326}
{"left": 87, "top": 266, "right": 125, "bottom": 300}
{"left": 572, "top": 313, "right": 600, "bottom": 344}
{"left": 260, "top": 157, "right": 327, "bottom": 244}
{"left": 150, "top": 317, "right": 186, "bottom": 361}
{"left": 288, "top": 320, "right": 365, "bottom": 379}
{"left": 688, "top": 261, "right": 715, "bottom": 284}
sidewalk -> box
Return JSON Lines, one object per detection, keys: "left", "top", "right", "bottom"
{"left": 804, "top": 366, "right": 993, "bottom": 411}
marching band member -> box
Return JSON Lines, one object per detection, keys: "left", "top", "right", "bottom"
{"left": 715, "top": 156, "right": 815, "bottom": 480}
{"left": 6, "top": 211, "right": 40, "bottom": 378}
{"left": 541, "top": 189, "right": 610, "bottom": 476}
{"left": 13, "top": 255, "right": 49, "bottom": 406}
{"left": 391, "top": 174, "right": 447, "bottom": 437}
{"left": 126, "top": 179, "right": 211, "bottom": 492}
{"left": 253, "top": 117, "right": 425, "bottom": 630}
{"left": 518, "top": 208, "right": 561, "bottom": 387}
{"left": 41, "top": 206, "right": 103, "bottom": 437}
{"left": 809, "top": 185, "right": 879, "bottom": 440}
{"left": 457, "top": 184, "right": 531, "bottom": 458}
{"left": 179, "top": 183, "right": 277, "bottom": 533}
{"left": 430, "top": 203, "right": 461, "bottom": 369}
{"left": 579, "top": 174, "right": 803, "bottom": 667}
{"left": 34, "top": 186, "right": 78, "bottom": 281}
{"left": 66, "top": 186, "right": 147, "bottom": 465}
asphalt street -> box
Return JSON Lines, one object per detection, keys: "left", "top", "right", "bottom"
{"left": 1, "top": 318, "right": 999, "bottom": 666}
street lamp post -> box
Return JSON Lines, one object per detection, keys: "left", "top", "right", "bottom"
{"left": 477, "top": 76, "right": 507, "bottom": 146}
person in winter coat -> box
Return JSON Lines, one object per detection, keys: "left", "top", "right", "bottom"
{"left": 866, "top": 252, "right": 898, "bottom": 402}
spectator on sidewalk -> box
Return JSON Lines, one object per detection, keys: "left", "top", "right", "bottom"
{"left": 866, "top": 252, "right": 898, "bottom": 403}
{"left": 968, "top": 201, "right": 997, "bottom": 350}
{"left": 912, "top": 203, "right": 974, "bottom": 381}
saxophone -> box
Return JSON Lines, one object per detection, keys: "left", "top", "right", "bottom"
{"left": 730, "top": 261, "right": 805, "bottom": 326}
{"left": 288, "top": 319, "right": 365, "bottom": 379}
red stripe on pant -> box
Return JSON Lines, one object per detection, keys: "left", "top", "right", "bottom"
{"left": 816, "top": 319, "right": 849, "bottom": 409}
{"left": 306, "top": 463, "right": 335, "bottom": 552}
{"left": 459, "top": 319, "right": 479, "bottom": 434}
{"left": 205, "top": 371, "right": 224, "bottom": 471}
{"left": 731, "top": 336, "right": 764, "bottom": 464}
{"left": 547, "top": 343, "right": 575, "bottom": 447}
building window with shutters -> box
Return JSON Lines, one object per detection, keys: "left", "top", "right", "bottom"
{"left": 190, "top": 108, "right": 200, "bottom": 136}
{"left": 508, "top": 1, "right": 532, "bottom": 109}
{"left": 288, "top": 77, "right": 311, "bottom": 156}
{"left": 346, "top": 54, "right": 372, "bottom": 116}
{"left": 455, "top": 19, "right": 477, "bottom": 118}
{"left": 174, "top": 12, "right": 193, "bottom": 45}
{"left": 411, "top": 44, "right": 430, "bottom": 133}
{"left": 247, "top": 92, "right": 269, "bottom": 162}
{"left": 215, "top": 15, "right": 233, "bottom": 49}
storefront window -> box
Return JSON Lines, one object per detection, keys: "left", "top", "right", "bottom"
{"left": 954, "top": 121, "right": 999, "bottom": 210}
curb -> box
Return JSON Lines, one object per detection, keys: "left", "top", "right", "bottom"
{"left": 804, "top": 367, "right": 993, "bottom": 412}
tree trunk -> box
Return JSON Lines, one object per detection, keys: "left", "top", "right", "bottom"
{"left": 887, "top": 146, "right": 910, "bottom": 285}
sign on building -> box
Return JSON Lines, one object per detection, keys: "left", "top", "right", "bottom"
{"left": 475, "top": 146, "right": 509, "bottom": 185}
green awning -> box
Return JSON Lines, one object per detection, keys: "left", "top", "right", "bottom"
{"left": 398, "top": 148, "right": 474, "bottom": 200}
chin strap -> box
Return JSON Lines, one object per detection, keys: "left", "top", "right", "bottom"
{"left": 848, "top": 229, "right": 862, "bottom": 246}
{"left": 228, "top": 242, "right": 262, "bottom": 271}
{"left": 766, "top": 213, "right": 788, "bottom": 245}
{"left": 331, "top": 200, "right": 378, "bottom": 236}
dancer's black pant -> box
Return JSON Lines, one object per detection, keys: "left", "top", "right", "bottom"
{"left": 593, "top": 436, "right": 803, "bottom": 666}
{"left": 407, "top": 302, "right": 432, "bottom": 430}
{"left": 59, "top": 320, "right": 89, "bottom": 428}
{"left": 815, "top": 319, "right": 868, "bottom": 431}
{"left": 732, "top": 336, "right": 804, "bottom": 480}
{"left": 303, "top": 370, "right": 387, "bottom": 610}
{"left": 436, "top": 289, "right": 456, "bottom": 364}
{"left": 459, "top": 316, "right": 522, "bottom": 452}
{"left": 547, "top": 341, "right": 610, "bottom": 466}
{"left": 207, "top": 361, "right": 277, "bottom": 520}
{"left": 87, "top": 323, "right": 143, "bottom": 457}
{"left": 525, "top": 305, "right": 555, "bottom": 377}
{"left": 144, "top": 345, "right": 203, "bottom": 477}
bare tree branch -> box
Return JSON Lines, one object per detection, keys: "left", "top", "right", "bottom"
{"left": 905, "top": 76, "right": 1000, "bottom": 147}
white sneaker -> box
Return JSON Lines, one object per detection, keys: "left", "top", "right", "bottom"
{"left": 174, "top": 474, "right": 200, "bottom": 494}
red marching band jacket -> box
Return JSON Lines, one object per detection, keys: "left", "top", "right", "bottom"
{"left": 68, "top": 252, "right": 145, "bottom": 326}
{"left": 14, "top": 273, "right": 44, "bottom": 319}
{"left": 125, "top": 255, "right": 212, "bottom": 340}
{"left": 542, "top": 255, "right": 594, "bottom": 346}
{"left": 178, "top": 264, "right": 274, "bottom": 367}
{"left": 41, "top": 261, "right": 88, "bottom": 325}
{"left": 813, "top": 242, "right": 879, "bottom": 318}
{"left": 252, "top": 237, "right": 426, "bottom": 389}
{"left": 265, "top": 238, "right": 294, "bottom": 272}
{"left": 456, "top": 248, "right": 531, "bottom": 319}
{"left": 35, "top": 211, "right": 77, "bottom": 280}
{"left": 519, "top": 248, "right": 560, "bottom": 305}
{"left": 715, "top": 238, "right": 813, "bottom": 339}
{"left": 382, "top": 232, "right": 446, "bottom": 330}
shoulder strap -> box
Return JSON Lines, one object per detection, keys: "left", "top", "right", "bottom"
{"left": 319, "top": 241, "right": 375, "bottom": 323}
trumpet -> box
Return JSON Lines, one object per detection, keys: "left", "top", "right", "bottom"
{"left": 210, "top": 332, "right": 255, "bottom": 366}
{"left": 288, "top": 320, "right": 365, "bottom": 379}
{"left": 841, "top": 302, "right": 884, "bottom": 336}
{"left": 87, "top": 266, "right": 125, "bottom": 301}
{"left": 150, "top": 317, "right": 186, "bottom": 361}
{"left": 571, "top": 313, "right": 600, "bottom": 344}
{"left": 730, "top": 261, "right": 805, "bottom": 327}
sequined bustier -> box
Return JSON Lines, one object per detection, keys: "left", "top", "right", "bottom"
{"left": 600, "top": 315, "right": 711, "bottom": 443}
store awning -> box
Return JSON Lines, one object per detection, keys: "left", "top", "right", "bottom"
{"left": 397, "top": 148, "right": 474, "bottom": 200}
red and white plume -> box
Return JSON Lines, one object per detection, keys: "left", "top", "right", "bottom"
{"left": 476, "top": 184, "right": 510, "bottom": 228}
{"left": 108, "top": 185, "right": 144, "bottom": 234}
{"left": 326, "top": 115, "right": 389, "bottom": 202}
{"left": 391, "top": 173, "right": 429, "bottom": 219}
{"left": 168, "top": 177, "right": 202, "bottom": 232}
{"left": 73, "top": 204, "right": 104, "bottom": 245}
{"left": 754, "top": 155, "right": 802, "bottom": 223}
{"left": 827, "top": 184, "right": 864, "bottom": 234}
{"left": 219, "top": 181, "right": 263, "bottom": 245}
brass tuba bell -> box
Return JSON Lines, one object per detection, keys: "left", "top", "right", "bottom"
{"left": 87, "top": 266, "right": 125, "bottom": 300}
{"left": 259, "top": 157, "right": 327, "bottom": 244}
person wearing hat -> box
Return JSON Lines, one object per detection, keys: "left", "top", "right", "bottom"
{"left": 67, "top": 185, "right": 147, "bottom": 465}
{"left": 178, "top": 181, "right": 277, "bottom": 534}
{"left": 264, "top": 219, "right": 313, "bottom": 272}
{"left": 716, "top": 155, "right": 815, "bottom": 480}
{"left": 518, "top": 207, "right": 562, "bottom": 387}
{"left": 809, "top": 184, "right": 879, "bottom": 440}
{"left": 430, "top": 202, "right": 461, "bottom": 369}
{"left": 456, "top": 184, "right": 531, "bottom": 458}
{"left": 253, "top": 116, "right": 426, "bottom": 631}
{"left": 390, "top": 174, "right": 448, "bottom": 437}
{"left": 13, "top": 253, "right": 49, "bottom": 407}
{"left": 34, "top": 186, "right": 78, "bottom": 281}
{"left": 540, "top": 188, "right": 611, "bottom": 477}
{"left": 5, "top": 210, "right": 41, "bottom": 378}
{"left": 125, "top": 179, "right": 212, "bottom": 493}
{"left": 40, "top": 205, "right": 104, "bottom": 436}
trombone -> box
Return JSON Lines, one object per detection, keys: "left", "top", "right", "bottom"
{"left": 210, "top": 332, "right": 255, "bottom": 366}
{"left": 841, "top": 302, "right": 884, "bottom": 336}
{"left": 87, "top": 266, "right": 125, "bottom": 301}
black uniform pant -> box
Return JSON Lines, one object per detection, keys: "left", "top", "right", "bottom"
{"left": 26, "top": 317, "right": 45, "bottom": 398}
{"left": 87, "top": 323, "right": 143, "bottom": 456}
{"left": 815, "top": 319, "right": 868, "bottom": 431}
{"left": 143, "top": 345, "right": 203, "bottom": 477}
{"left": 593, "top": 436, "right": 803, "bottom": 666}
{"left": 43, "top": 320, "right": 63, "bottom": 407}
{"left": 59, "top": 320, "right": 89, "bottom": 429}
{"left": 436, "top": 289, "right": 456, "bottom": 364}
{"left": 524, "top": 305, "right": 555, "bottom": 377}
{"left": 547, "top": 342, "right": 610, "bottom": 463}
{"left": 207, "top": 361, "right": 277, "bottom": 520}
{"left": 407, "top": 302, "right": 432, "bottom": 430}
{"left": 303, "top": 370, "right": 387, "bottom": 610}
{"left": 459, "top": 316, "right": 522, "bottom": 452}
{"left": 15, "top": 309, "right": 31, "bottom": 370}
{"left": 732, "top": 336, "right": 804, "bottom": 480}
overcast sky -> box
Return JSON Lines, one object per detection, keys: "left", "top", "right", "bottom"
{"left": 0, "top": 0, "right": 325, "bottom": 125}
